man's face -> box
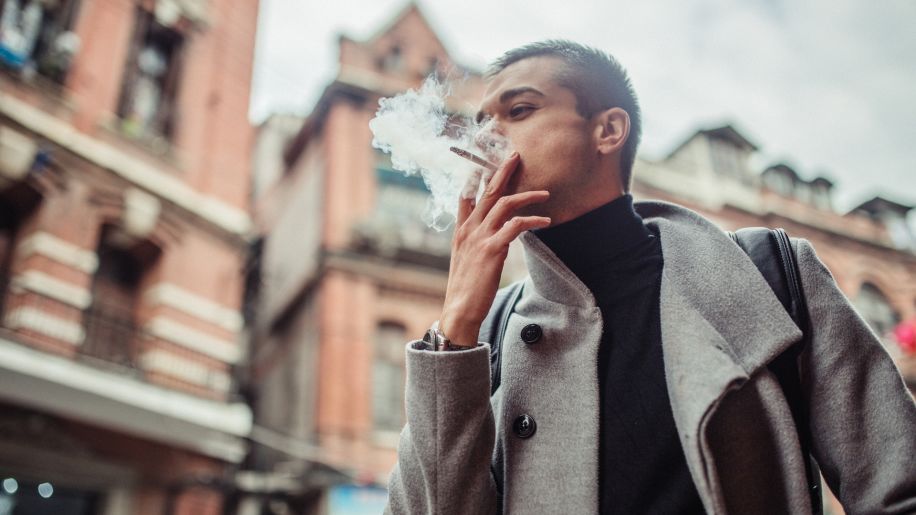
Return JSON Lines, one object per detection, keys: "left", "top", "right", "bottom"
{"left": 475, "top": 56, "right": 597, "bottom": 212}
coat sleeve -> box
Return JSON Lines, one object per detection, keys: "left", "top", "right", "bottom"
{"left": 384, "top": 341, "right": 498, "bottom": 515}
{"left": 795, "top": 239, "right": 916, "bottom": 514}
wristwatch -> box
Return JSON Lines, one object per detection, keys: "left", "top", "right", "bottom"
{"left": 423, "top": 326, "right": 475, "bottom": 351}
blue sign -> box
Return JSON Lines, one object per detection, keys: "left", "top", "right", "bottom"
{"left": 328, "top": 484, "right": 389, "bottom": 515}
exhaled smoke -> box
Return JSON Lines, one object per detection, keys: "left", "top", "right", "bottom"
{"left": 369, "top": 76, "right": 512, "bottom": 231}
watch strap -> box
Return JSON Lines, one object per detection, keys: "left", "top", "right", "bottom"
{"left": 423, "top": 325, "right": 476, "bottom": 351}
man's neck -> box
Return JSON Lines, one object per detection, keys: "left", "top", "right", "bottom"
{"left": 546, "top": 187, "right": 625, "bottom": 227}
{"left": 532, "top": 194, "right": 654, "bottom": 284}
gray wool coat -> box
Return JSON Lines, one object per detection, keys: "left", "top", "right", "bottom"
{"left": 385, "top": 201, "right": 916, "bottom": 514}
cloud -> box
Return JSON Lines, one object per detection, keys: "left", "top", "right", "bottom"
{"left": 252, "top": 0, "right": 916, "bottom": 219}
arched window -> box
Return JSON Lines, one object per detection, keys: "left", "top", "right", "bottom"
{"left": 372, "top": 321, "right": 406, "bottom": 433}
{"left": 854, "top": 282, "right": 901, "bottom": 343}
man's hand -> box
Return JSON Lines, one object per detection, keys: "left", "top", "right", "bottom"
{"left": 439, "top": 152, "right": 551, "bottom": 347}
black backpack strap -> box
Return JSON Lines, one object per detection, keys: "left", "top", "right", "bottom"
{"left": 479, "top": 280, "right": 524, "bottom": 396}
{"left": 479, "top": 281, "right": 524, "bottom": 514}
{"left": 728, "top": 227, "right": 823, "bottom": 515}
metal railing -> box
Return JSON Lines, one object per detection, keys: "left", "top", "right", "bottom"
{"left": 79, "top": 299, "right": 144, "bottom": 374}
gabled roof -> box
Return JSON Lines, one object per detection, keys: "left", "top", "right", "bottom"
{"left": 364, "top": 2, "right": 453, "bottom": 63}
{"left": 665, "top": 123, "right": 758, "bottom": 159}
{"left": 283, "top": 5, "right": 442, "bottom": 168}
{"left": 850, "top": 196, "right": 914, "bottom": 217}
{"left": 809, "top": 176, "right": 835, "bottom": 188}
{"left": 762, "top": 163, "right": 801, "bottom": 182}
{"left": 762, "top": 163, "right": 835, "bottom": 189}
{"left": 698, "top": 125, "right": 759, "bottom": 151}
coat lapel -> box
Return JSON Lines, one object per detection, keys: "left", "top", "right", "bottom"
{"left": 638, "top": 201, "right": 803, "bottom": 512}
{"left": 516, "top": 200, "right": 804, "bottom": 513}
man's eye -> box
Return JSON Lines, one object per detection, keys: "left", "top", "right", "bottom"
{"left": 509, "top": 105, "right": 534, "bottom": 118}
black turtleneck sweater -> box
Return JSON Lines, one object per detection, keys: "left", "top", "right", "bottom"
{"left": 533, "top": 195, "right": 705, "bottom": 515}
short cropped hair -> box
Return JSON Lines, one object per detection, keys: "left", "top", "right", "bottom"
{"left": 487, "top": 40, "right": 642, "bottom": 192}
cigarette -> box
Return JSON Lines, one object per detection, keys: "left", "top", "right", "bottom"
{"left": 450, "top": 146, "right": 498, "bottom": 171}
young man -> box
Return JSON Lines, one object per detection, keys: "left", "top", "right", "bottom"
{"left": 385, "top": 41, "right": 916, "bottom": 514}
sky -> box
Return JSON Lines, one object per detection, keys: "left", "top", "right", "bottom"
{"left": 250, "top": 0, "right": 916, "bottom": 217}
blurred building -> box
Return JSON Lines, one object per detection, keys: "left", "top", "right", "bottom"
{"left": 634, "top": 127, "right": 916, "bottom": 375}
{"left": 243, "top": 5, "right": 486, "bottom": 513}
{"left": 0, "top": 0, "right": 259, "bottom": 514}
{"left": 244, "top": 4, "right": 916, "bottom": 514}
{"left": 250, "top": 114, "right": 304, "bottom": 205}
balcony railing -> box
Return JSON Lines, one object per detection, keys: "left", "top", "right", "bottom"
{"left": 79, "top": 298, "right": 144, "bottom": 375}
{"left": 0, "top": 280, "right": 145, "bottom": 376}
{"left": 1, "top": 278, "right": 243, "bottom": 401}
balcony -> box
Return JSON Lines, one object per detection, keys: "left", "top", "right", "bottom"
{"left": 78, "top": 294, "right": 145, "bottom": 377}
{"left": 0, "top": 265, "right": 146, "bottom": 367}
{"left": 0, "top": 282, "right": 252, "bottom": 463}
{"left": 350, "top": 166, "right": 453, "bottom": 269}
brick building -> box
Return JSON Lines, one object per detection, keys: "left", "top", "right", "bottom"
{"left": 245, "top": 4, "right": 915, "bottom": 514}
{"left": 0, "top": 0, "right": 259, "bottom": 514}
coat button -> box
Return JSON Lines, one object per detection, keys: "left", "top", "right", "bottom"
{"left": 520, "top": 324, "right": 542, "bottom": 344}
{"left": 513, "top": 414, "right": 537, "bottom": 438}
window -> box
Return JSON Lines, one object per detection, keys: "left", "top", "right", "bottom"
{"left": 0, "top": 0, "right": 81, "bottom": 83}
{"left": 375, "top": 150, "right": 430, "bottom": 224}
{"left": 0, "top": 179, "right": 42, "bottom": 317}
{"left": 378, "top": 44, "right": 402, "bottom": 72}
{"left": 794, "top": 184, "right": 811, "bottom": 204}
{"left": 353, "top": 151, "right": 452, "bottom": 260}
{"left": 81, "top": 225, "right": 158, "bottom": 369}
{"left": 372, "top": 321, "right": 406, "bottom": 433}
{"left": 710, "top": 139, "right": 744, "bottom": 179}
{"left": 854, "top": 283, "right": 901, "bottom": 343}
{"left": 811, "top": 185, "right": 832, "bottom": 210}
{"left": 885, "top": 216, "right": 916, "bottom": 251}
{"left": 117, "top": 7, "right": 184, "bottom": 140}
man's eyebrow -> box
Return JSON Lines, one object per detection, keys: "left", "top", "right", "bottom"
{"left": 475, "top": 87, "right": 546, "bottom": 124}
{"left": 499, "top": 86, "right": 545, "bottom": 104}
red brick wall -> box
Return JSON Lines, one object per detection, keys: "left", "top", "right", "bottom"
{"left": 321, "top": 101, "right": 376, "bottom": 250}
{"left": 179, "top": 0, "right": 259, "bottom": 209}
{"left": 66, "top": 0, "right": 136, "bottom": 133}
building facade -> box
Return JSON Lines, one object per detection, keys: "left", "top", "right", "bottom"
{"left": 633, "top": 126, "right": 916, "bottom": 375}
{"left": 245, "top": 5, "right": 915, "bottom": 514}
{"left": 243, "top": 7, "right": 484, "bottom": 513}
{"left": 0, "top": 0, "right": 259, "bottom": 514}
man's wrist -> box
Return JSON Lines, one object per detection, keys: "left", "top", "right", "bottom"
{"left": 422, "top": 325, "right": 476, "bottom": 351}
{"left": 437, "top": 316, "right": 479, "bottom": 349}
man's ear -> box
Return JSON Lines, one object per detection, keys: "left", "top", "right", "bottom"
{"left": 593, "top": 107, "right": 630, "bottom": 156}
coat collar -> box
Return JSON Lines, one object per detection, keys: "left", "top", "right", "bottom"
{"left": 520, "top": 199, "right": 802, "bottom": 377}
{"left": 637, "top": 200, "right": 803, "bottom": 376}
{"left": 520, "top": 231, "right": 598, "bottom": 308}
